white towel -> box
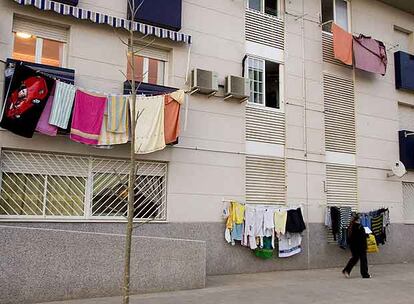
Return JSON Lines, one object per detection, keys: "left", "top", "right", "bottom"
{"left": 130, "top": 95, "right": 166, "bottom": 154}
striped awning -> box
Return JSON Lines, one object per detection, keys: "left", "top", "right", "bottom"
{"left": 12, "top": 0, "right": 192, "bottom": 44}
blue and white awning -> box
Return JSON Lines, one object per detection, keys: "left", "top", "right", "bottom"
{"left": 12, "top": 0, "right": 192, "bottom": 44}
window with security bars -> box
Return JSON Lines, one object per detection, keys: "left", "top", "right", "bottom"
{"left": 0, "top": 150, "right": 167, "bottom": 220}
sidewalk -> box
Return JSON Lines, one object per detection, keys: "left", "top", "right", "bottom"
{"left": 42, "top": 263, "right": 414, "bottom": 304}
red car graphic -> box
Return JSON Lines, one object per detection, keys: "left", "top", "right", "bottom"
{"left": 6, "top": 76, "right": 49, "bottom": 119}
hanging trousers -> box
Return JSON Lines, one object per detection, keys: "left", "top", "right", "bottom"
{"left": 343, "top": 249, "right": 369, "bottom": 277}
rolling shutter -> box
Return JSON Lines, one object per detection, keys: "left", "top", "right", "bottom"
{"left": 324, "top": 73, "right": 356, "bottom": 154}
{"left": 246, "top": 156, "right": 285, "bottom": 204}
{"left": 246, "top": 105, "right": 285, "bottom": 145}
{"left": 13, "top": 16, "right": 68, "bottom": 42}
{"left": 245, "top": 8, "right": 284, "bottom": 50}
{"left": 135, "top": 46, "right": 169, "bottom": 62}
{"left": 326, "top": 164, "right": 358, "bottom": 209}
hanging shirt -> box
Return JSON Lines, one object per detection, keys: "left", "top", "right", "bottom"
{"left": 35, "top": 84, "right": 58, "bottom": 136}
{"left": 274, "top": 209, "right": 288, "bottom": 236}
{"left": 0, "top": 64, "right": 55, "bottom": 138}
{"left": 244, "top": 205, "right": 256, "bottom": 249}
{"left": 330, "top": 206, "right": 341, "bottom": 241}
{"left": 338, "top": 206, "right": 352, "bottom": 248}
{"left": 353, "top": 34, "right": 387, "bottom": 75}
{"left": 70, "top": 90, "right": 106, "bottom": 145}
{"left": 49, "top": 80, "right": 77, "bottom": 129}
{"left": 285, "top": 208, "right": 306, "bottom": 234}
{"left": 232, "top": 201, "right": 245, "bottom": 225}
{"left": 332, "top": 23, "right": 353, "bottom": 65}
{"left": 278, "top": 233, "right": 302, "bottom": 258}
{"left": 131, "top": 95, "right": 166, "bottom": 154}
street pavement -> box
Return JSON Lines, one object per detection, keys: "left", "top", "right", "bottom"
{"left": 41, "top": 263, "right": 414, "bottom": 304}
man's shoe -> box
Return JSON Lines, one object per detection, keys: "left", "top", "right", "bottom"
{"left": 362, "top": 274, "right": 371, "bottom": 279}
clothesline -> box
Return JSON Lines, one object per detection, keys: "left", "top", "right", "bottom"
{"left": 322, "top": 20, "right": 400, "bottom": 50}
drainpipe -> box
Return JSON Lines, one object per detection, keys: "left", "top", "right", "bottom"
{"left": 299, "top": 0, "right": 311, "bottom": 269}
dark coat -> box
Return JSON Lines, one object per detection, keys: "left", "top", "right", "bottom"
{"left": 348, "top": 222, "right": 367, "bottom": 252}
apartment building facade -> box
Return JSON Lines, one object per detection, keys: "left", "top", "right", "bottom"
{"left": 1, "top": 0, "right": 414, "bottom": 303}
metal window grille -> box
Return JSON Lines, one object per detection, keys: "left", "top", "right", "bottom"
{"left": 0, "top": 150, "right": 167, "bottom": 221}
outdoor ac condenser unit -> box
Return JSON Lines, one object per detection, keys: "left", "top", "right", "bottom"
{"left": 224, "top": 75, "right": 250, "bottom": 102}
{"left": 190, "top": 68, "right": 219, "bottom": 96}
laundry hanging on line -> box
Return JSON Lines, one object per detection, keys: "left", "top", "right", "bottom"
{"left": 331, "top": 23, "right": 388, "bottom": 75}
{"left": 325, "top": 206, "right": 390, "bottom": 249}
{"left": 224, "top": 201, "right": 306, "bottom": 259}
{"left": 0, "top": 63, "right": 186, "bottom": 154}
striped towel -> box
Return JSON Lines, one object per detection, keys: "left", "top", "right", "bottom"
{"left": 107, "top": 95, "right": 128, "bottom": 133}
{"left": 98, "top": 100, "right": 129, "bottom": 146}
{"left": 49, "top": 80, "right": 77, "bottom": 129}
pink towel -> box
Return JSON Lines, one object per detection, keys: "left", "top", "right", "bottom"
{"left": 35, "top": 84, "right": 58, "bottom": 136}
{"left": 353, "top": 34, "right": 387, "bottom": 75}
{"left": 70, "top": 90, "right": 106, "bottom": 145}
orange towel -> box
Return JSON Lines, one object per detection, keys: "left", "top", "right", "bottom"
{"left": 332, "top": 23, "right": 353, "bottom": 65}
{"left": 164, "top": 95, "right": 181, "bottom": 144}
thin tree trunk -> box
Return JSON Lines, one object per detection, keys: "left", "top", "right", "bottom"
{"left": 122, "top": 26, "right": 136, "bottom": 304}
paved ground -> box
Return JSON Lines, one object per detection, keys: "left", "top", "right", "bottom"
{"left": 42, "top": 263, "right": 414, "bottom": 304}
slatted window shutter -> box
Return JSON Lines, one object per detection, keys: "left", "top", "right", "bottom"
{"left": 135, "top": 46, "right": 169, "bottom": 62}
{"left": 245, "top": 8, "right": 284, "bottom": 50}
{"left": 324, "top": 73, "right": 356, "bottom": 154}
{"left": 246, "top": 105, "right": 285, "bottom": 145}
{"left": 403, "top": 182, "right": 414, "bottom": 223}
{"left": 326, "top": 164, "right": 358, "bottom": 209}
{"left": 246, "top": 156, "right": 285, "bottom": 204}
{"left": 13, "top": 16, "right": 69, "bottom": 42}
{"left": 322, "top": 32, "right": 351, "bottom": 67}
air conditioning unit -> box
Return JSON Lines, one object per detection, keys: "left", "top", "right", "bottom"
{"left": 190, "top": 68, "right": 219, "bottom": 96}
{"left": 224, "top": 75, "right": 250, "bottom": 102}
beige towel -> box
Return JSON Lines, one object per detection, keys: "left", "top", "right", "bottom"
{"left": 130, "top": 95, "right": 165, "bottom": 154}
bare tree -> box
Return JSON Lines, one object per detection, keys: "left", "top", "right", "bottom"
{"left": 119, "top": 1, "right": 154, "bottom": 303}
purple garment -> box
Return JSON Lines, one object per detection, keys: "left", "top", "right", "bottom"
{"left": 35, "top": 85, "right": 58, "bottom": 136}
{"left": 353, "top": 34, "right": 387, "bottom": 75}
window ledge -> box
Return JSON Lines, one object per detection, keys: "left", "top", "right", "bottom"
{"left": 246, "top": 101, "right": 284, "bottom": 114}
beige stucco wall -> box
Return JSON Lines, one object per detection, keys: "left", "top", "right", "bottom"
{"left": 0, "top": 0, "right": 246, "bottom": 223}
{"left": 283, "top": 0, "right": 414, "bottom": 224}
{"left": 1, "top": 0, "right": 414, "bottom": 225}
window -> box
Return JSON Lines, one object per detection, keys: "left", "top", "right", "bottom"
{"left": 321, "top": 0, "right": 350, "bottom": 32}
{"left": 12, "top": 17, "right": 67, "bottom": 67}
{"left": 127, "top": 46, "right": 169, "bottom": 86}
{"left": 246, "top": 57, "right": 281, "bottom": 109}
{"left": 247, "top": 0, "right": 278, "bottom": 17}
{"left": 0, "top": 150, "right": 167, "bottom": 220}
{"left": 394, "top": 26, "right": 413, "bottom": 53}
